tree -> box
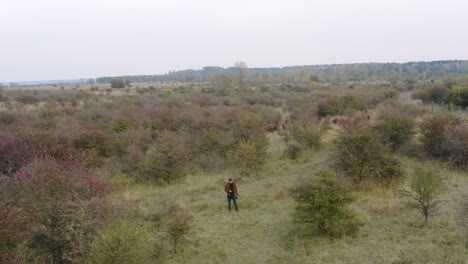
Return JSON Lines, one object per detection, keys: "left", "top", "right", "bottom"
{"left": 110, "top": 80, "right": 126, "bottom": 88}
{"left": 309, "top": 74, "right": 320, "bottom": 83}
{"left": 405, "top": 167, "right": 441, "bottom": 225}
{"left": 166, "top": 205, "right": 192, "bottom": 254}
{"left": 234, "top": 61, "right": 248, "bottom": 87}
{"left": 292, "top": 171, "right": 358, "bottom": 238}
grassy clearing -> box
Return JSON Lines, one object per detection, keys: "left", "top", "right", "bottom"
{"left": 118, "top": 131, "right": 467, "bottom": 264}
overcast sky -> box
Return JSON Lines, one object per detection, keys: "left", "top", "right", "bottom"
{"left": 1, "top": 0, "right": 468, "bottom": 82}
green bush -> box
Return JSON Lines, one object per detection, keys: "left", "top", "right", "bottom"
{"left": 290, "top": 122, "right": 321, "bottom": 149}
{"left": 111, "top": 119, "right": 137, "bottom": 133}
{"left": 141, "top": 130, "right": 192, "bottom": 183}
{"left": 412, "top": 85, "right": 447, "bottom": 103}
{"left": 15, "top": 93, "right": 40, "bottom": 105}
{"left": 334, "top": 124, "right": 404, "bottom": 185}
{"left": 232, "top": 112, "right": 266, "bottom": 142}
{"left": 292, "top": 171, "right": 358, "bottom": 238}
{"left": 110, "top": 80, "right": 126, "bottom": 89}
{"left": 277, "top": 128, "right": 293, "bottom": 144}
{"left": 376, "top": 155, "right": 405, "bottom": 187}
{"left": 441, "top": 124, "right": 468, "bottom": 170}
{"left": 87, "top": 216, "right": 152, "bottom": 264}
{"left": 213, "top": 76, "right": 235, "bottom": 96}
{"left": 236, "top": 138, "right": 268, "bottom": 174}
{"left": 446, "top": 85, "right": 468, "bottom": 107}
{"left": 317, "top": 95, "right": 367, "bottom": 117}
{"left": 334, "top": 125, "right": 386, "bottom": 184}
{"left": 413, "top": 84, "right": 468, "bottom": 107}
{"left": 74, "top": 131, "right": 113, "bottom": 157}
{"left": 285, "top": 141, "right": 303, "bottom": 160}
{"left": 196, "top": 128, "right": 232, "bottom": 156}
{"left": 377, "top": 115, "right": 415, "bottom": 152}
{"left": 419, "top": 113, "right": 460, "bottom": 158}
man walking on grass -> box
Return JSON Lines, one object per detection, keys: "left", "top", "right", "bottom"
{"left": 224, "top": 178, "right": 239, "bottom": 213}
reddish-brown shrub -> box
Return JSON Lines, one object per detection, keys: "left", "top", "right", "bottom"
{"left": 0, "top": 251, "right": 23, "bottom": 264}
{"left": 0, "top": 133, "right": 35, "bottom": 175}
{"left": 5, "top": 156, "right": 112, "bottom": 263}
{"left": 0, "top": 204, "right": 23, "bottom": 249}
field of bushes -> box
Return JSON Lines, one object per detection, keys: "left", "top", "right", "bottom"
{"left": 0, "top": 80, "right": 466, "bottom": 263}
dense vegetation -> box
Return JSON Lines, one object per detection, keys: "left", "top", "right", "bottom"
{"left": 413, "top": 80, "right": 468, "bottom": 107}
{"left": 0, "top": 78, "right": 466, "bottom": 263}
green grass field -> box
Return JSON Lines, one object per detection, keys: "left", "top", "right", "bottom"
{"left": 117, "top": 132, "right": 467, "bottom": 264}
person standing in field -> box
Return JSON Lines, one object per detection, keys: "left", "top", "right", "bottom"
{"left": 224, "top": 178, "right": 239, "bottom": 213}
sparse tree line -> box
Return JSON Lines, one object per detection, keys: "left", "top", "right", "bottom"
{"left": 0, "top": 79, "right": 466, "bottom": 262}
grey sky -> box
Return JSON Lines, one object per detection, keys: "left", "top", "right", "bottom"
{"left": 1, "top": 0, "right": 467, "bottom": 82}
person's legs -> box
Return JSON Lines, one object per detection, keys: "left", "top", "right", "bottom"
{"left": 233, "top": 197, "right": 238, "bottom": 211}
{"left": 227, "top": 196, "right": 232, "bottom": 210}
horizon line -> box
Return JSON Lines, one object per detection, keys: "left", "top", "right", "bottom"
{"left": 3, "top": 59, "right": 467, "bottom": 84}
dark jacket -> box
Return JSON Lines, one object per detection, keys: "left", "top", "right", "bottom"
{"left": 224, "top": 182, "right": 239, "bottom": 197}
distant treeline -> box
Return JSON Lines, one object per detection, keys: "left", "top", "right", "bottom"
{"left": 96, "top": 60, "right": 468, "bottom": 84}
{"left": 4, "top": 79, "right": 94, "bottom": 88}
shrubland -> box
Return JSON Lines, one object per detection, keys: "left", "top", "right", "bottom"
{"left": 0, "top": 79, "right": 466, "bottom": 263}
